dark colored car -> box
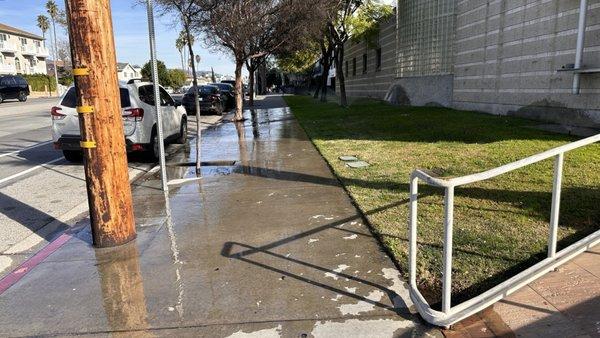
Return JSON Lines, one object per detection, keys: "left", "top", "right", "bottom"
{"left": 208, "top": 83, "right": 235, "bottom": 109}
{"left": 0, "top": 75, "right": 30, "bottom": 103}
{"left": 181, "top": 85, "right": 223, "bottom": 115}
{"left": 221, "top": 80, "right": 249, "bottom": 97}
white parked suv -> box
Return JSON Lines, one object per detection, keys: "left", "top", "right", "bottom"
{"left": 52, "top": 80, "right": 188, "bottom": 162}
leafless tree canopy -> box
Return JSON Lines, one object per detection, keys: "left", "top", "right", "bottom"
{"left": 188, "top": 0, "right": 328, "bottom": 119}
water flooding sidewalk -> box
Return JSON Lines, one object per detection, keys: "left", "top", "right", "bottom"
{"left": 0, "top": 95, "right": 432, "bottom": 337}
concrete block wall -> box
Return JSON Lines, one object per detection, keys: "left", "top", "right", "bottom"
{"left": 453, "top": 0, "right": 600, "bottom": 128}
{"left": 342, "top": 14, "right": 397, "bottom": 100}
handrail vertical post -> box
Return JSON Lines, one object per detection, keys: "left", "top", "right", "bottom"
{"left": 548, "top": 153, "right": 564, "bottom": 258}
{"left": 442, "top": 186, "right": 455, "bottom": 314}
{"left": 409, "top": 175, "right": 419, "bottom": 287}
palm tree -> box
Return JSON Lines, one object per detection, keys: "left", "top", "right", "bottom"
{"left": 37, "top": 15, "right": 50, "bottom": 40}
{"left": 175, "top": 32, "right": 186, "bottom": 73}
{"left": 46, "top": 0, "right": 60, "bottom": 96}
{"left": 176, "top": 30, "right": 195, "bottom": 76}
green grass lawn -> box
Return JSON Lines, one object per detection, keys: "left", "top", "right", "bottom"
{"left": 285, "top": 95, "right": 600, "bottom": 307}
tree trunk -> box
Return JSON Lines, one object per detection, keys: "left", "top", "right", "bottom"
{"left": 184, "top": 22, "right": 201, "bottom": 174}
{"left": 313, "top": 79, "right": 321, "bottom": 99}
{"left": 336, "top": 46, "right": 348, "bottom": 107}
{"left": 246, "top": 60, "right": 255, "bottom": 107}
{"left": 233, "top": 59, "right": 244, "bottom": 121}
{"left": 179, "top": 50, "right": 185, "bottom": 73}
{"left": 320, "top": 56, "right": 330, "bottom": 103}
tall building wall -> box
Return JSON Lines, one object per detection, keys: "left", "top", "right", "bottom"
{"left": 452, "top": 0, "right": 600, "bottom": 128}
{"left": 343, "top": 14, "right": 397, "bottom": 100}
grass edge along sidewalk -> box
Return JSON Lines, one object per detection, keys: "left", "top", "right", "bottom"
{"left": 284, "top": 95, "right": 600, "bottom": 309}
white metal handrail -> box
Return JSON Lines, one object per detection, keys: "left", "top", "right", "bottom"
{"left": 408, "top": 133, "right": 600, "bottom": 327}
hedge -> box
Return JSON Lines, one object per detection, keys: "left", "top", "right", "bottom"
{"left": 22, "top": 74, "right": 57, "bottom": 92}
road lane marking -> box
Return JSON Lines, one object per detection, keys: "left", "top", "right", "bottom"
{"left": 0, "top": 157, "right": 63, "bottom": 186}
{"left": 0, "top": 140, "right": 53, "bottom": 159}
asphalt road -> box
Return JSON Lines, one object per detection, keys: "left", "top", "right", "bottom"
{"left": 0, "top": 96, "right": 220, "bottom": 276}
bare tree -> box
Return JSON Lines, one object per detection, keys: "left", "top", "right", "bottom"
{"left": 245, "top": 56, "right": 265, "bottom": 106}
{"left": 269, "top": 0, "right": 336, "bottom": 101}
{"left": 195, "top": 0, "right": 319, "bottom": 121}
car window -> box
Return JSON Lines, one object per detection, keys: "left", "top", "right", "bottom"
{"left": 61, "top": 87, "right": 77, "bottom": 108}
{"left": 159, "top": 87, "right": 174, "bottom": 106}
{"left": 1, "top": 77, "right": 15, "bottom": 86}
{"left": 138, "top": 85, "right": 155, "bottom": 105}
{"left": 61, "top": 87, "right": 131, "bottom": 108}
{"left": 119, "top": 88, "right": 131, "bottom": 107}
{"left": 16, "top": 77, "right": 27, "bottom": 85}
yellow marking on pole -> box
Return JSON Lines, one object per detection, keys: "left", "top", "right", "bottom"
{"left": 80, "top": 140, "right": 97, "bottom": 149}
{"left": 76, "top": 106, "right": 94, "bottom": 114}
{"left": 73, "top": 68, "right": 89, "bottom": 76}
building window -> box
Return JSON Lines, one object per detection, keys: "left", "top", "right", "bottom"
{"left": 362, "top": 54, "right": 367, "bottom": 73}
{"left": 0, "top": 34, "right": 7, "bottom": 48}
{"left": 352, "top": 58, "right": 356, "bottom": 76}
{"left": 345, "top": 60, "right": 349, "bottom": 76}
{"left": 376, "top": 48, "right": 382, "bottom": 71}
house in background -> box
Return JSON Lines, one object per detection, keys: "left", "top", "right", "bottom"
{"left": 0, "top": 23, "right": 49, "bottom": 75}
{"left": 117, "top": 62, "right": 140, "bottom": 81}
{"left": 132, "top": 65, "right": 142, "bottom": 78}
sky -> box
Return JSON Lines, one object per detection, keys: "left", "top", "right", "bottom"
{"left": 0, "top": 0, "right": 397, "bottom": 76}
{"left": 0, "top": 0, "right": 238, "bottom": 76}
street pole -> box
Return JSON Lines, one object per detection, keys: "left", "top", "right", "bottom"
{"left": 194, "top": 54, "right": 201, "bottom": 175}
{"left": 146, "top": 0, "right": 169, "bottom": 192}
{"left": 65, "top": 0, "right": 136, "bottom": 248}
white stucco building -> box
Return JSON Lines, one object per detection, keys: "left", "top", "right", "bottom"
{"left": 0, "top": 23, "right": 49, "bottom": 75}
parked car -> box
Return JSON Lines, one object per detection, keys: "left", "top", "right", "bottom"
{"left": 181, "top": 85, "right": 224, "bottom": 115}
{"left": 51, "top": 81, "right": 188, "bottom": 162}
{"left": 0, "top": 75, "right": 30, "bottom": 103}
{"left": 220, "top": 80, "right": 250, "bottom": 98}
{"left": 208, "top": 83, "right": 235, "bottom": 109}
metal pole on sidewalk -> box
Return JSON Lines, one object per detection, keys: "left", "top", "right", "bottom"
{"left": 65, "top": 0, "right": 136, "bottom": 247}
{"left": 146, "top": 0, "right": 169, "bottom": 192}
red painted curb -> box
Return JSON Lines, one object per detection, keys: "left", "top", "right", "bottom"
{"left": 0, "top": 233, "right": 73, "bottom": 295}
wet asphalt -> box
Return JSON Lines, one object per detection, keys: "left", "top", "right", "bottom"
{"left": 0, "top": 95, "right": 437, "bottom": 337}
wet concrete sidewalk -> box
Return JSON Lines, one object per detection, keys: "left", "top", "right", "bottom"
{"left": 0, "top": 95, "right": 432, "bottom": 337}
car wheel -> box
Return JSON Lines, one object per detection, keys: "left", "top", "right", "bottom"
{"left": 63, "top": 150, "right": 83, "bottom": 162}
{"left": 18, "top": 91, "right": 27, "bottom": 102}
{"left": 176, "top": 118, "right": 188, "bottom": 144}
{"left": 146, "top": 128, "right": 160, "bottom": 160}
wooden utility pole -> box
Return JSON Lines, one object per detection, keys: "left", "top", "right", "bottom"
{"left": 65, "top": 0, "right": 136, "bottom": 247}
